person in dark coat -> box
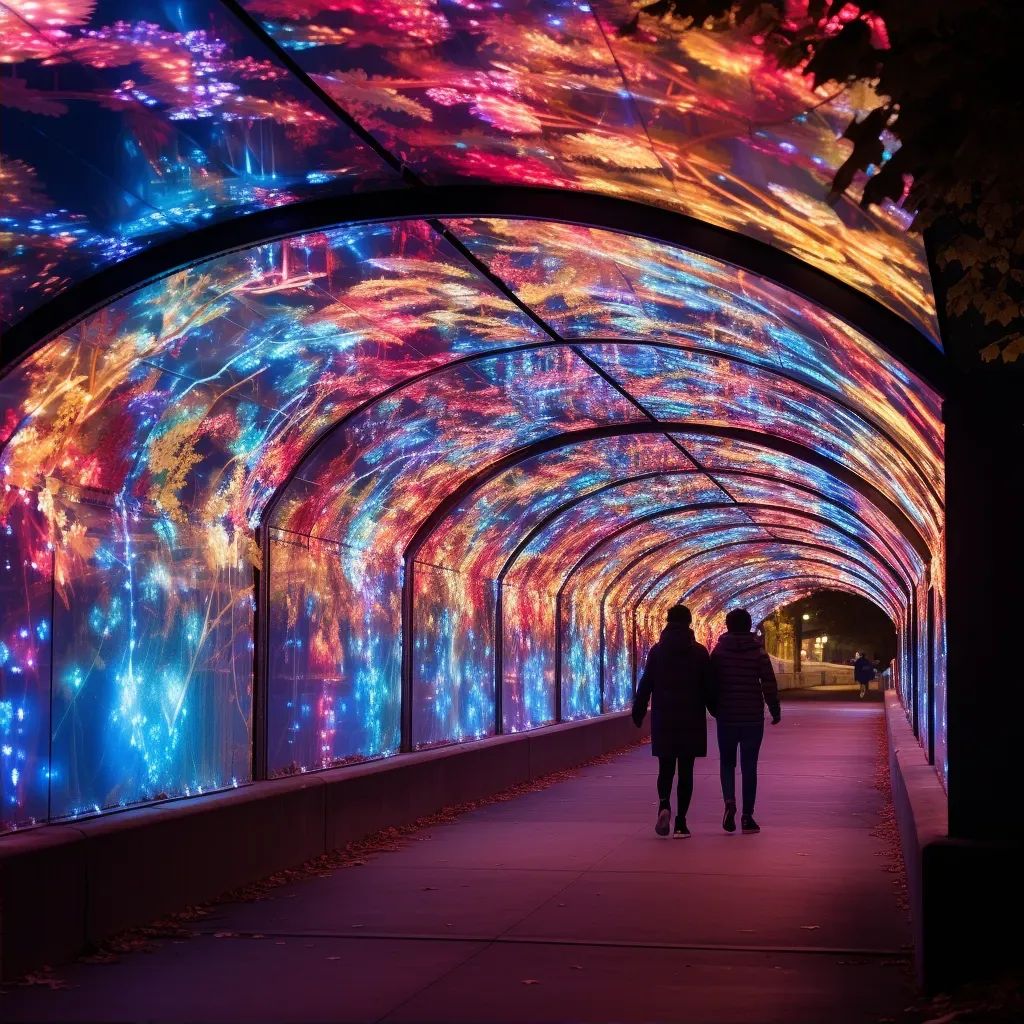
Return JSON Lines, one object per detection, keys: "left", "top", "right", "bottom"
{"left": 710, "top": 608, "right": 780, "bottom": 835}
{"left": 854, "top": 652, "right": 876, "bottom": 699}
{"left": 632, "top": 604, "right": 715, "bottom": 838}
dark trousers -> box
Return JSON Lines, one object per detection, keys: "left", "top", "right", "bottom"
{"left": 656, "top": 756, "right": 695, "bottom": 815}
{"left": 717, "top": 721, "right": 764, "bottom": 816}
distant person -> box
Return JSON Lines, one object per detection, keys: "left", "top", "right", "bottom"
{"left": 854, "top": 652, "right": 876, "bottom": 700}
{"left": 710, "top": 608, "right": 780, "bottom": 835}
{"left": 632, "top": 604, "right": 715, "bottom": 838}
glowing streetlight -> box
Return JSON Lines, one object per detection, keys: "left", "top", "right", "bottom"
{"left": 802, "top": 613, "right": 810, "bottom": 621}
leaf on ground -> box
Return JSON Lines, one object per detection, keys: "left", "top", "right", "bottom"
{"left": 327, "top": 956, "right": 342, "bottom": 961}
{"left": 571, "top": 965, "right": 583, "bottom": 970}
{"left": 522, "top": 979, "right": 540, "bottom": 985}
{"left": 800, "top": 925, "right": 821, "bottom": 930}
{"left": 420, "top": 886, "right": 438, "bottom": 891}
{"left": 19, "top": 968, "right": 74, "bottom": 990}
{"left": 213, "top": 932, "right": 239, "bottom": 938}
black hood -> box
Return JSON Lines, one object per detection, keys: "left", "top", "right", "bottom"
{"left": 660, "top": 623, "right": 696, "bottom": 645}
{"left": 714, "top": 632, "right": 763, "bottom": 653}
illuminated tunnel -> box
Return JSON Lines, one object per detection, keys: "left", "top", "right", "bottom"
{"left": 0, "top": 0, "right": 945, "bottom": 833}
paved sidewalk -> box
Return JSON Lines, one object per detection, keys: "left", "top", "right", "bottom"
{"left": 2, "top": 703, "right": 912, "bottom": 1023}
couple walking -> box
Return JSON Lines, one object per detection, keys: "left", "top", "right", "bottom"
{"left": 632, "top": 604, "right": 780, "bottom": 838}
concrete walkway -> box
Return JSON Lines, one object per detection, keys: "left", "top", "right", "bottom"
{"left": 2, "top": 703, "right": 912, "bottom": 1023}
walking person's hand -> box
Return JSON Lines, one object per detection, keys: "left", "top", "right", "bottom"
{"left": 770, "top": 706, "right": 781, "bottom": 726}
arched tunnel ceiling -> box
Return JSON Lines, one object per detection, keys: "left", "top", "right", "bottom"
{"left": 1, "top": 0, "right": 938, "bottom": 345}
{"left": 0, "top": 0, "right": 947, "bottom": 824}
{"left": 1, "top": 211, "right": 943, "bottom": 611}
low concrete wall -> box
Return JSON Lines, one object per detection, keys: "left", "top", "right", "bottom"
{"left": 884, "top": 692, "right": 1024, "bottom": 993}
{"left": 0, "top": 711, "right": 646, "bottom": 981}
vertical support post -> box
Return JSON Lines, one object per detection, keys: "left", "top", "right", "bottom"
{"left": 927, "top": 586, "right": 936, "bottom": 766}
{"left": 251, "top": 525, "right": 270, "bottom": 782}
{"left": 910, "top": 586, "right": 920, "bottom": 739}
{"left": 928, "top": 218, "right": 1024, "bottom": 840}
{"left": 631, "top": 604, "right": 639, "bottom": 697}
{"left": 400, "top": 554, "right": 414, "bottom": 753}
{"left": 494, "top": 579, "right": 503, "bottom": 736}
{"left": 598, "top": 597, "right": 606, "bottom": 715}
{"left": 793, "top": 613, "right": 802, "bottom": 675}
{"left": 944, "top": 371, "right": 1024, "bottom": 838}
{"left": 46, "top": 539, "right": 57, "bottom": 820}
{"left": 554, "top": 590, "right": 563, "bottom": 723}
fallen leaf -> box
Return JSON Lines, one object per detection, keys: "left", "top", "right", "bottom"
{"left": 738, "top": 928, "right": 754, "bottom": 933}
{"left": 213, "top": 932, "right": 239, "bottom": 938}
{"left": 19, "top": 968, "right": 75, "bottom": 990}
{"left": 800, "top": 925, "right": 820, "bottom": 930}
{"left": 522, "top": 979, "right": 540, "bottom": 985}
{"left": 420, "top": 886, "right": 438, "bottom": 891}
{"left": 571, "top": 965, "right": 583, "bottom": 970}
{"left": 327, "top": 956, "right": 342, "bottom": 961}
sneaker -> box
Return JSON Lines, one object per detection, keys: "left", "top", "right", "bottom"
{"left": 741, "top": 814, "right": 760, "bottom": 834}
{"left": 722, "top": 801, "right": 737, "bottom": 833}
{"left": 655, "top": 806, "right": 671, "bottom": 837}
{"left": 673, "top": 816, "right": 691, "bottom": 839}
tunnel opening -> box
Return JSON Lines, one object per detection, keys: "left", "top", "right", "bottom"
{"left": 759, "top": 589, "right": 898, "bottom": 698}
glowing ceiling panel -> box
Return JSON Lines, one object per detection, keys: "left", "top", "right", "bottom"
{"left": 419, "top": 434, "right": 692, "bottom": 579}
{"left": 580, "top": 343, "right": 942, "bottom": 551}
{"left": 239, "top": 0, "right": 936, "bottom": 340}
{"left": 445, "top": 219, "right": 942, "bottom": 495}
{"left": 0, "top": 0, "right": 402, "bottom": 325}
{"left": 0, "top": 220, "right": 542, "bottom": 529}
{"left": 272, "top": 347, "right": 647, "bottom": 549}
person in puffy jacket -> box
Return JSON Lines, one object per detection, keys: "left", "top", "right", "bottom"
{"left": 632, "top": 604, "right": 715, "bottom": 838}
{"left": 710, "top": 608, "right": 780, "bottom": 835}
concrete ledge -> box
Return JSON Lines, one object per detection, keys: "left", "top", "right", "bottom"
{"left": 885, "top": 692, "right": 1024, "bottom": 992}
{"left": 0, "top": 711, "right": 646, "bottom": 981}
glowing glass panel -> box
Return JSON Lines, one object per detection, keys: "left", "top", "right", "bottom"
{"left": 0, "top": 0, "right": 401, "bottom": 324}
{"left": 413, "top": 563, "right": 495, "bottom": 749}
{"left": 243, "top": 0, "right": 937, "bottom": 339}
{"left": 579, "top": 343, "right": 942, "bottom": 551}
{"left": 0, "top": 221, "right": 541, "bottom": 529}
{"left": 49, "top": 497, "right": 253, "bottom": 819}
{"left": 0, "top": 493, "right": 52, "bottom": 830}
{"left": 267, "top": 529, "right": 401, "bottom": 776}
{"left": 419, "top": 434, "right": 691, "bottom": 578}
{"left": 444, "top": 219, "right": 942, "bottom": 491}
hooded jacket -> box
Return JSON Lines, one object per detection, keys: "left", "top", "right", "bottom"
{"left": 854, "top": 656, "right": 876, "bottom": 684}
{"left": 710, "top": 632, "right": 780, "bottom": 724}
{"left": 632, "top": 623, "right": 715, "bottom": 758}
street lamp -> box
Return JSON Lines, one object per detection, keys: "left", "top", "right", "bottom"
{"left": 802, "top": 613, "right": 810, "bottom": 621}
